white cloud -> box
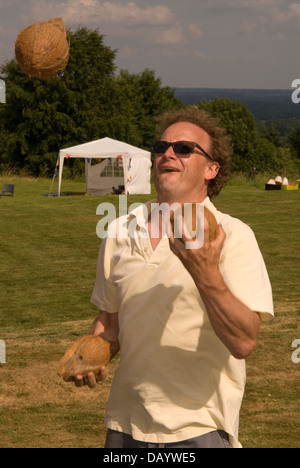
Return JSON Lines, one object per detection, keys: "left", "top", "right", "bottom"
{"left": 24, "top": 0, "right": 175, "bottom": 27}
{"left": 191, "top": 50, "right": 206, "bottom": 59}
{"left": 271, "top": 3, "right": 300, "bottom": 22}
{"left": 204, "top": 0, "right": 282, "bottom": 9}
{"left": 290, "top": 3, "right": 300, "bottom": 16}
{"left": 188, "top": 24, "right": 203, "bottom": 40}
{"left": 120, "top": 46, "right": 137, "bottom": 59}
{"left": 240, "top": 2, "right": 300, "bottom": 35}
{"left": 153, "top": 26, "right": 185, "bottom": 46}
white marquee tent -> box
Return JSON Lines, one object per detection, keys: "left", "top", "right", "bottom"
{"left": 58, "top": 137, "right": 152, "bottom": 196}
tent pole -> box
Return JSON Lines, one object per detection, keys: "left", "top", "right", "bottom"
{"left": 85, "top": 159, "right": 89, "bottom": 194}
{"left": 48, "top": 155, "right": 59, "bottom": 196}
{"left": 58, "top": 154, "right": 64, "bottom": 196}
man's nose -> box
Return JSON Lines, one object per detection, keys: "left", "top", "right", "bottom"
{"left": 162, "top": 144, "right": 177, "bottom": 158}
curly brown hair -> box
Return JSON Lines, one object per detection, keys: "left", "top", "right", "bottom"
{"left": 156, "top": 107, "right": 232, "bottom": 199}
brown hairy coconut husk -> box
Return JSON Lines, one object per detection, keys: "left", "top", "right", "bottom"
{"left": 57, "top": 335, "right": 111, "bottom": 381}
{"left": 15, "top": 17, "right": 70, "bottom": 80}
{"left": 170, "top": 204, "right": 219, "bottom": 243}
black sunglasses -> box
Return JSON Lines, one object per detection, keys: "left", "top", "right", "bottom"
{"left": 150, "top": 140, "right": 214, "bottom": 161}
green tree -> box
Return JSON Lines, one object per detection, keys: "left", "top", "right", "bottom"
{"left": 289, "top": 126, "right": 300, "bottom": 159}
{"left": 107, "top": 69, "right": 183, "bottom": 147}
{"left": 0, "top": 61, "right": 75, "bottom": 173}
{"left": 259, "top": 122, "right": 281, "bottom": 147}
{"left": 250, "top": 137, "right": 278, "bottom": 174}
{"left": 196, "top": 97, "right": 295, "bottom": 176}
{"left": 198, "top": 98, "right": 259, "bottom": 173}
{"left": 61, "top": 27, "right": 117, "bottom": 142}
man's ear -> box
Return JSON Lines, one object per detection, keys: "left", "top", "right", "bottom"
{"left": 205, "top": 162, "right": 220, "bottom": 181}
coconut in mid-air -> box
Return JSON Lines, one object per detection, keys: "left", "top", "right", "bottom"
{"left": 15, "top": 17, "right": 70, "bottom": 80}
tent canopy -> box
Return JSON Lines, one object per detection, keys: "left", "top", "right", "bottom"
{"left": 58, "top": 137, "right": 152, "bottom": 195}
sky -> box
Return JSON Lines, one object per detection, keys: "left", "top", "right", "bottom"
{"left": 0, "top": 0, "right": 299, "bottom": 89}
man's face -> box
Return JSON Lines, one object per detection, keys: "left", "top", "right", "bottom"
{"left": 154, "top": 122, "right": 216, "bottom": 203}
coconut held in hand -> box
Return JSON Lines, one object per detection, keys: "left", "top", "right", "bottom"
{"left": 170, "top": 204, "right": 219, "bottom": 243}
{"left": 15, "top": 17, "right": 70, "bottom": 80}
{"left": 57, "top": 335, "right": 111, "bottom": 381}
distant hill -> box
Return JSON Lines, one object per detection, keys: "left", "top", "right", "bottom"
{"left": 174, "top": 88, "right": 300, "bottom": 122}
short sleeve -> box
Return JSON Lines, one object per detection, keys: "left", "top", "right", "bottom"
{"left": 219, "top": 220, "right": 274, "bottom": 322}
{"left": 90, "top": 237, "right": 119, "bottom": 313}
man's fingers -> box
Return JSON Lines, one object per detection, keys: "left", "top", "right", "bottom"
{"left": 87, "top": 372, "right": 97, "bottom": 389}
{"left": 71, "top": 367, "right": 108, "bottom": 389}
{"left": 97, "top": 366, "right": 108, "bottom": 381}
{"left": 74, "top": 375, "right": 84, "bottom": 387}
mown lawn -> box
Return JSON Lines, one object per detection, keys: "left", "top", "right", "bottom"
{"left": 0, "top": 176, "right": 299, "bottom": 448}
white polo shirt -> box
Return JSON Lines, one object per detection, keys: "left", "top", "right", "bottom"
{"left": 91, "top": 197, "right": 274, "bottom": 448}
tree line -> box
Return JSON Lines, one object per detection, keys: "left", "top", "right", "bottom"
{"left": 0, "top": 27, "right": 299, "bottom": 179}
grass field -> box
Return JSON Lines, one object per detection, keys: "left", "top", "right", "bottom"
{"left": 0, "top": 175, "right": 299, "bottom": 448}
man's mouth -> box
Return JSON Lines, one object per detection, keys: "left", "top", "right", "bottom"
{"left": 160, "top": 167, "right": 180, "bottom": 173}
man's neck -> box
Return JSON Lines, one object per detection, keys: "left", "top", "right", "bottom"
{"left": 156, "top": 191, "right": 208, "bottom": 205}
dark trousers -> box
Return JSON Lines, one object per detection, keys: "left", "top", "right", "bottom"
{"left": 105, "top": 429, "right": 231, "bottom": 448}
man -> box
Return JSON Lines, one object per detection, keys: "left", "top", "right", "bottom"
{"left": 75, "top": 107, "right": 274, "bottom": 448}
